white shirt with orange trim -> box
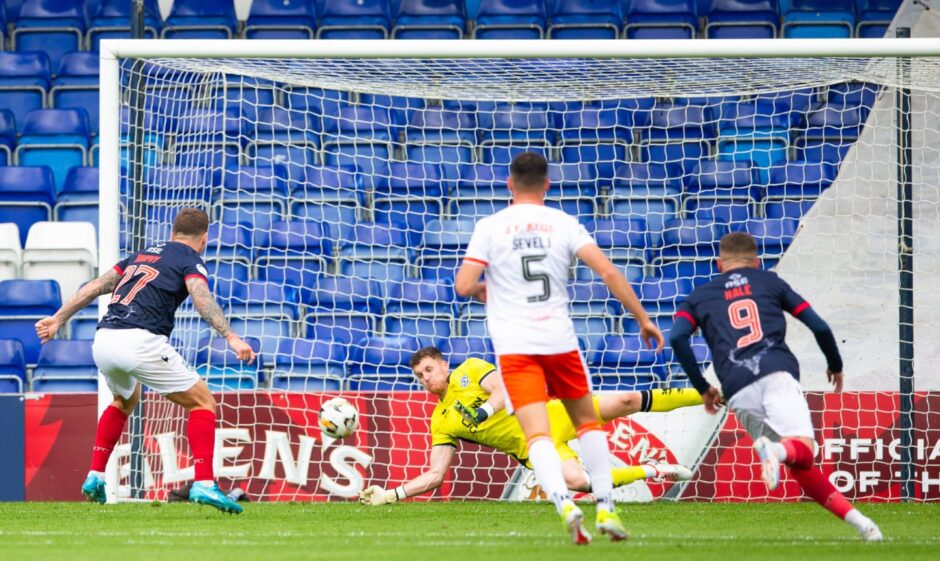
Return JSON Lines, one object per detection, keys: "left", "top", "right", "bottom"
{"left": 464, "top": 203, "right": 595, "bottom": 356}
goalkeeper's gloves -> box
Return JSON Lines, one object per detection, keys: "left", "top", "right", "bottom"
{"left": 359, "top": 485, "right": 406, "bottom": 506}
{"left": 454, "top": 400, "right": 495, "bottom": 427}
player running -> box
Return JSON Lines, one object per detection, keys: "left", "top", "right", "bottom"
{"left": 451, "top": 152, "right": 665, "bottom": 544}
{"left": 359, "top": 348, "right": 700, "bottom": 507}
{"left": 34, "top": 208, "right": 255, "bottom": 514}
{"left": 669, "top": 231, "right": 882, "bottom": 541}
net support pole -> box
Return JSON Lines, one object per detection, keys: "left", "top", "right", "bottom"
{"left": 98, "top": 45, "right": 122, "bottom": 505}
{"left": 126, "top": 0, "right": 148, "bottom": 500}
{"left": 895, "top": 26, "right": 915, "bottom": 502}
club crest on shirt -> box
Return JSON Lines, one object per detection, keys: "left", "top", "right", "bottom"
{"left": 459, "top": 375, "right": 470, "bottom": 388}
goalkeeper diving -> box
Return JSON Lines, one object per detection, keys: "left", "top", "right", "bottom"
{"left": 359, "top": 347, "right": 704, "bottom": 505}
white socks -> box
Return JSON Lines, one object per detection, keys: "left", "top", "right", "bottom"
{"left": 844, "top": 509, "right": 873, "bottom": 532}
{"left": 528, "top": 437, "right": 571, "bottom": 514}
{"left": 578, "top": 429, "right": 614, "bottom": 513}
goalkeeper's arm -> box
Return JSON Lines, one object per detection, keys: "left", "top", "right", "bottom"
{"left": 455, "top": 369, "right": 505, "bottom": 426}
{"left": 360, "top": 445, "right": 456, "bottom": 505}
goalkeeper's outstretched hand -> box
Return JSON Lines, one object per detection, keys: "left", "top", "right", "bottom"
{"left": 454, "top": 400, "right": 489, "bottom": 427}
{"left": 359, "top": 485, "right": 397, "bottom": 506}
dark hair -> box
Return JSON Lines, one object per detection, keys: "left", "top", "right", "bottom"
{"left": 409, "top": 346, "right": 445, "bottom": 370}
{"left": 719, "top": 231, "right": 759, "bottom": 258}
{"left": 509, "top": 151, "right": 548, "bottom": 191}
{"left": 172, "top": 208, "right": 209, "bottom": 237}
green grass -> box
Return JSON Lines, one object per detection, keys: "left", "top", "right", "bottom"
{"left": 0, "top": 502, "right": 937, "bottom": 561}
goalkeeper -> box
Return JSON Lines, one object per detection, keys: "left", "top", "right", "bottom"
{"left": 360, "top": 346, "right": 703, "bottom": 505}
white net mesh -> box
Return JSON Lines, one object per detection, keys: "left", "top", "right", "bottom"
{"left": 111, "top": 54, "right": 940, "bottom": 502}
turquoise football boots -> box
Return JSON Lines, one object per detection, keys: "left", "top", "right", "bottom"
{"left": 189, "top": 481, "right": 243, "bottom": 514}
{"left": 81, "top": 472, "right": 107, "bottom": 504}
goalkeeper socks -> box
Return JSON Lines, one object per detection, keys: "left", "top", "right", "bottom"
{"left": 527, "top": 436, "right": 571, "bottom": 514}
{"left": 90, "top": 405, "right": 129, "bottom": 472}
{"left": 641, "top": 388, "right": 704, "bottom": 413}
{"left": 789, "top": 465, "right": 854, "bottom": 521}
{"left": 576, "top": 423, "right": 614, "bottom": 513}
{"left": 187, "top": 409, "right": 217, "bottom": 482}
{"left": 611, "top": 466, "right": 652, "bottom": 487}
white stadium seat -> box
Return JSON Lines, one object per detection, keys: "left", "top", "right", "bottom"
{"left": 0, "top": 223, "right": 21, "bottom": 280}
{"left": 22, "top": 221, "right": 98, "bottom": 299}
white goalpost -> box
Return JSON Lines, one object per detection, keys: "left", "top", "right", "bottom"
{"left": 98, "top": 38, "right": 940, "bottom": 504}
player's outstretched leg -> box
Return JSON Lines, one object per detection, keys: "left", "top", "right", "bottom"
{"left": 760, "top": 437, "right": 882, "bottom": 541}
{"left": 611, "top": 463, "right": 693, "bottom": 487}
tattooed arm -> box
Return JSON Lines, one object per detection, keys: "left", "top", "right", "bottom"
{"left": 35, "top": 269, "right": 123, "bottom": 344}
{"left": 185, "top": 277, "right": 256, "bottom": 363}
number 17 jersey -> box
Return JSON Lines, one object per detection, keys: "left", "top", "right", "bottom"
{"left": 98, "top": 241, "right": 209, "bottom": 338}
{"left": 464, "top": 203, "right": 595, "bottom": 356}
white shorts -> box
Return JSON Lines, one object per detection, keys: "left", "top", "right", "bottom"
{"left": 727, "top": 371, "right": 814, "bottom": 441}
{"left": 92, "top": 328, "right": 201, "bottom": 399}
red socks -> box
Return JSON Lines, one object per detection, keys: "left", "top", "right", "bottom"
{"left": 90, "top": 405, "right": 129, "bottom": 472}
{"left": 187, "top": 409, "right": 216, "bottom": 482}
{"left": 782, "top": 438, "right": 853, "bottom": 520}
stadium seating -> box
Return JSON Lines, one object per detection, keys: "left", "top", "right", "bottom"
{"left": 473, "top": 0, "right": 547, "bottom": 39}
{"left": 50, "top": 52, "right": 101, "bottom": 136}
{"left": 12, "top": 0, "right": 86, "bottom": 70}
{"left": 0, "top": 110, "right": 15, "bottom": 166}
{"left": 0, "top": 279, "right": 61, "bottom": 364}
{"left": 272, "top": 338, "right": 345, "bottom": 391}
{"left": 0, "top": 52, "right": 51, "bottom": 130}
{"left": 782, "top": 0, "right": 855, "bottom": 39}
{"left": 417, "top": 218, "right": 475, "bottom": 280}
{"left": 317, "top": 0, "right": 391, "bottom": 39}
{"left": 0, "top": 166, "right": 56, "bottom": 246}
{"left": 196, "top": 336, "right": 262, "bottom": 391}
{"left": 162, "top": 0, "right": 238, "bottom": 39}
{"left": 705, "top": 0, "right": 779, "bottom": 39}
{"left": 439, "top": 336, "right": 495, "bottom": 366}
{"left": 338, "top": 222, "right": 412, "bottom": 283}
{"left": 857, "top": 0, "right": 901, "bottom": 38}
{"left": 0, "top": 224, "right": 22, "bottom": 281}
{"left": 625, "top": 0, "right": 698, "bottom": 40}
{"left": 255, "top": 221, "right": 331, "bottom": 288}
{"left": 548, "top": 0, "right": 622, "bottom": 39}
{"left": 0, "top": 339, "right": 27, "bottom": 393}
{"left": 392, "top": 0, "right": 466, "bottom": 39}
{"left": 590, "top": 335, "right": 667, "bottom": 390}
{"left": 245, "top": 0, "right": 317, "bottom": 39}
{"left": 348, "top": 335, "right": 422, "bottom": 390}
{"left": 55, "top": 167, "right": 99, "bottom": 232}
{"left": 14, "top": 109, "right": 90, "bottom": 192}
{"left": 22, "top": 221, "right": 96, "bottom": 300}
{"left": 87, "top": 0, "right": 162, "bottom": 50}
{"left": 30, "top": 339, "right": 97, "bottom": 392}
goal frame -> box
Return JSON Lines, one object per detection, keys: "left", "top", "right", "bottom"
{"left": 97, "top": 38, "right": 939, "bottom": 503}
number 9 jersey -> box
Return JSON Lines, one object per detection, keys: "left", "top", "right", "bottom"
{"left": 98, "top": 241, "right": 210, "bottom": 338}
{"left": 673, "top": 267, "right": 811, "bottom": 400}
{"left": 464, "top": 204, "right": 595, "bottom": 356}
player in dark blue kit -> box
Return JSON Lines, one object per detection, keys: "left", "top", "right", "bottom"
{"left": 669, "top": 232, "right": 882, "bottom": 541}
{"left": 34, "top": 208, "right": 255, "bottom": 514}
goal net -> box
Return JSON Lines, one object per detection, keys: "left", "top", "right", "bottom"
{"left": 103, "top": 41, "right": 940, "bottom": 503}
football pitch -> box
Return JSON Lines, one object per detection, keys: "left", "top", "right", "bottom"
{"left": 1, "top": 502, "right": 937, "bottom": 561}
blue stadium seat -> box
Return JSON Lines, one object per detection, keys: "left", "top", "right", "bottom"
{"left": 474, "top": 0, "right": 546, "bottom": 39}
{"left": 0, "top": 52, "right": 50, "bottom": 130}
{"left": 0, "top": 339, "right": 27, "bottom": 393}
{"left": 282, "top": 87, "right": 348, "bottom": 121}
{"left": 418, "top": 218, "right": 475, "bottom": 280}
{"left": 571, "top": 314, "right": 612, "bottom": 355}
{"left": 801, "top": 102, "right": 864, "bottom": 142}
{"left": 439, "top": 336, "right": 494, "bottom": 367}
{"left": 358, "top": 94, "right": 425, "bottom": 137}
{"left": 0, "top": 4, "right": 6, "bottom": 47}
{"left": 245, "top": 0, "right": 317, "bottom": 39}
{"left": 374, "top": 161, "right": 445, "bottom": 202}
{"left": 255, "top": 221, "right": 330, "bottom": 288}
{"left": 384, "top": 314, "right": 453, "bottom": 348}
{"left": 304, "top": 312, "right": 375, "bottom": 347}
{"left": 50, "top": 52, "right": 100, "bottom": 136}
{"left": 226, "top": 281, "right": 300, "bottom": 320}
{"left": 548, "top": 0, "right": 621, "bottom": 39}
{"left": 623, "top": 314, "right": 677, "bottom": 342}
{"left": 321, "top": 104, "right": 393, "bottom": 173}
{"left": 0, "top": 110, "right": 14, "bottom": 166}
{"left": 764, "top": 199, "right": 815, "bottom": 220}
{"left": 705, "top": 0, "right": 779, "bottom": 39}
{"left": 229, "top": 316, "right": 294, "bottom": 368}
{"left": 0, "top": 166, "right": 55, "bottom": 245}
{"left": 782, "top": 0, "right": 855, "bottom": 38}
{"left": 206, "top": 222, "right": 253, "bottom": 264}
{"left": 302, "top": 276, "right": 383, "bottom": 314}
{"left": 392, "top": 0, "right": 466, "bottom": 39}
{"left": 635, "top": 276, "right": 694, "bottom": 316}
{"left": 291, "top": 200, "right": 360, "bottom": 246}
{"left": 217, "top": 79, "right": 278, "bottom": 122}
{"left": 668, "top": 335, "right": 712, "bottom": 380}
{"left": 216, "top": 165, "right": 289, "bottom": 231}
{"left": 684, "top": 160, "right": 756, "bottom": 223}
{"left": 753, "top": 87, "right": 817, "bottom": 117}
{"left": 143, "top": 165, "right": 216, "bottom": 203}
{"left": 386, "top": 279, "right": 456, "bottom": 316}
{"left": 162, "top": 0, "right": 237, "bottom": 39}
{"left": 31, "top": 339, "right": 97, "bottom": 392}
{"left": 648, "top": 101, "right": 719, "bottom": 142}
{"left": 87, "top": 0, "right": 162, "bottom": 50}
{"left": 170, "top": 108, "right": 242, "bottom": 171}
{"left": 828, "top": 82, "right": 878, "bottom": 111}
{"left": 734, "top": 218, "right": 798, "bottom": 257}
{"left": 766, "top": 159, "right": 837, "bottom": 199}
{"left": 15, "top": 108, "right": 89, "bottom": 192}
{"left": 640, "top": 139, "right": 711, "bottom": 176}
{"left": 13, "top": 0, "right": 86, "bottom": 70}
{"left": 856, "top": 0, "right": 900, "bottom": 38}
{"left": 406, "top": 107, "right": 476, "bottom": 180}
{"left": 588, "top": 217, "right": 650, "bottom": 265}
{"left": 317, "top": 0, "right": 391, "bottom": 39}
{"left": 55, "top": 166, "right": 99, "bottom": 232}
{"left": 568, "top": 281, "right": 615, "bottom": 316}
{"left": 272, "top": 339, "right": 345, "bottom": 391}
{"left": 659, "top": 218, "right": 724, "bottom": 261}
{"left": 196, "top": 337, "right": 262, "bottom": 391}
{"left": 347, "top": 335, "right": 422, "bottom": 390}
{"left": 454, "top": 162, "right": 511, "bottom": 198}
{"left": 337, "top": 222, "right": 412, "bottom": 283}
{"left": 608, "top": 194, "right": 678, "bottom": 235}
{"left": 447, "top": 196, "right": 510, "bottom": 221}
{"left": 0, "top": 279, "right": 61, "bottom": 364}
{"left": 479, "top": 101, "right": 552, "bottom": 144}
{"left": 590, "top": 335, "right": 666, "bottom": 390}
{"left": 610, "top": 162, "right": 683, "bottom": 198}
{"left": 625, "top": 0, "right": 698, "bottom": 39}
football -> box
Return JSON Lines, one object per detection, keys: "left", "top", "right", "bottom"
{"left": 318, "top": 397, "right": 359, "bottom": 439}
